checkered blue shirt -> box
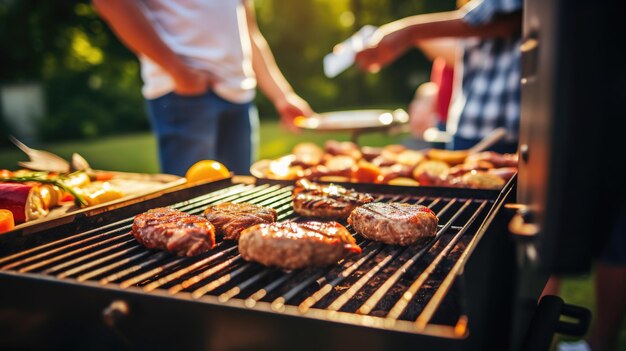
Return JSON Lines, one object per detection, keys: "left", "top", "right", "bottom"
{"left": 455, "top": 0, "right": 522, "bottom": 143}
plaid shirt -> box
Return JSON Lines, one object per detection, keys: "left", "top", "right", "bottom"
{"left": 453, "top": 0, "right": 522, "bottom": 143}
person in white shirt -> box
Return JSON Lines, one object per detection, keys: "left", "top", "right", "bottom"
{"left": 93, "top": 0, "right": 313, "bottom": 176}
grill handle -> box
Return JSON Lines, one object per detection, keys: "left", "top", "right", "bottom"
{"left": 101, "top": 299, "right": 135, "bottom": 349}
{"left": 521, "top": 295, "right": 591, "bottom": 351}
{"left": 103, "top": 299, "right": 130, "bottom": 328}
{"left": 555, "top": 301, "right": 592, "bottom": 336}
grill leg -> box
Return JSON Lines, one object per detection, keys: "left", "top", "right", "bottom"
{"left": 521, "top": 295, "right": 591, "bottom": 351}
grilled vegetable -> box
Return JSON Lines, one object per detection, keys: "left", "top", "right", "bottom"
{"left": 0, "top": 209, "right": 15, "bottom": 234}
{"left": 0, "top": 172, "right": 87, "bottom": 207}
{"left": 0, "top": 183, "right": 49, "bottom": 223}
{"left": 76, "top": 182, "right": 124, "bottom": 206}
{"left": 37, "top": 184, "right": 64, "bottom": 209}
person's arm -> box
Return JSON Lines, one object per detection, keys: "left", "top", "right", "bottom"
{"left": 416, "top": 38, "right": 459, "bottom": 67}
{"left": 92, "top": 0, "right": 211, "bottom": 95}
{"left": 243, "top": 0, "right": 313, "bottom": 131}
{"left": 356, "top": 9, "right": 522, "bottom": 72}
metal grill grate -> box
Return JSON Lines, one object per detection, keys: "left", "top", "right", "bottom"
{"left": 0, "top": 180, "right": 498, "bottom": 338}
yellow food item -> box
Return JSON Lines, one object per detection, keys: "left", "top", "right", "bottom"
{"left": 426, "top": 149, "right": 469, "bottom": 166}
{"left": 388, "top": 177, "right": 420, "bottom": 186}
{"left": 186, "top": 160, "right": 230, "bottom": 183}
{"left": 396, "top": 150, "right": 425, "bottom": 167}
{"left": 64, "top": 172, "right": 91, "bottom": 188}
{"left": 78, "top": 182, "right": 125, "bottom": 206}
{"left": 461, "top": 171, "right": 505, "bottom": 189}
{"left": 317, "top": 176, "right": 351, "bottom": 183}
{"left": 413, "top": 160, "right": 450, "bottom": 179}
{"left": 0, "top": 209, "right": 15, "bottom": 234}
{"left": 37, "top": 184, "right": 63, "bottom": 209}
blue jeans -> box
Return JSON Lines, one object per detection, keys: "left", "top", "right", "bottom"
{"left": 146, "top": 91, "right": 259, "bottom": 176}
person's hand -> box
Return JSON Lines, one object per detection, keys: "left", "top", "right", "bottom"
{"left": 274, "top": 92, "right": 314, "bottom": 133}
{"left": 171, "top": 65, "right": 214, "bottom": 96}
{"left": 408, "top": 82, "right": 439, "bottom": 138}
{"left": 355, "top": 25, "right": 411, "bottom": 73}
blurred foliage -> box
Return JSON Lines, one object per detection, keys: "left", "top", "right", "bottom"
{"left": 254, "top": 0, "right": 454, "bottom": 115}
{"left": 0, "top": 0, "right": 146, "bottom": 145}
{"left": 0, "top": 0, "right": 454, "bottom": 145}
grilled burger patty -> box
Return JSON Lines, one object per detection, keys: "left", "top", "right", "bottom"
{"left": 203, "top": 202, "right": 277, "bottom": 240}
{"left": 348, "top": 202, "right": 438, "bottom": 246}
{"left": 238, "top": 221, "right": 361, "bottom": 270}
{"left": 132, "top": 208, "right": 216, "bottom": 257}
{"left": 292, "top": 179, "right": 374, "bottom": 220}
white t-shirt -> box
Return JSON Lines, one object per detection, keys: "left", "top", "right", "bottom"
{"left": 138, "top": 0, "right": 256, "bottom": 103}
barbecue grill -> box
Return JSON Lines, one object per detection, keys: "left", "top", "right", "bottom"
{"left": 0, "top": 177, "right": 521, "bottom": 350}
{"left": 3, "top": 0, "right": 623, "bottom": 349}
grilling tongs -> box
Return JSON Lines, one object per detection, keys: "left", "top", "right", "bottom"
{"left": 9, "top": 136, "right": 91, "bottom": 173}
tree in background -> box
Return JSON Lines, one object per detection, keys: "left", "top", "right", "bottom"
{"left": 0, "top": 0, "right": 454, "bottom": 145}
{"left": 0, "top": 0, "right": 146, "bottom": 144}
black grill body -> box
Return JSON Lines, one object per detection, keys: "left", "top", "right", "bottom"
{"left": 0, "top": 178, "right": 520, "bottom": 351}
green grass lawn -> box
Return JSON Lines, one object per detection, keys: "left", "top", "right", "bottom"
{"left": 0, "top": 121, "right": 409, "bottom": 173}
{"left": 1, "top": 121, "right": 623, "bottom": 349}
{"left": 552, "top": 271, "right": 626, "bottom": 351}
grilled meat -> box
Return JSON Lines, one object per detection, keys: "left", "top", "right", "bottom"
{"left": 465, "top": 151, "right": 518, "bottom": 168}
{"left": 324, "top": 140, "right": 362, "bottom": 160}
{"left": 412, "top": 160, "right": 450, "bottom": 186}
{"left": 487, "top": 167, "right": 517, "bottom": 182}
{"left": 292, "top": 179, "right": 374, "bottom": 220}
{"left": 360, "top": 146, "right": 383, "bottom": 161}
{"left": 348, "top": 202, "right": 438, "bottom": 246}
{"left": 238, "top": 221, "right": 361, "bottom": 270}
{"left": 292, "top": 142, "right": 324, "bottom": 167}
{"left": 132, "top": 208, "right": 216, "bottom": 257}
{"left": 460, "top": 171, "right": 506, "bottom": 189}
{"left": 203, "top": 202, "right": 277, "bottom": 240}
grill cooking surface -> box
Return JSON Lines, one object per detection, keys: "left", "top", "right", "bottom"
{"left": 0, "top": 179, "right": 501, "bottom": 338}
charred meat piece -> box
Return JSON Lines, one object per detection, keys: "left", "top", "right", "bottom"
{"left": 377, "top": 164, "right": 414, "bottom": 183}
{"left": 412, "top": 160, "right": 450, "bottom": 186}
{"left": 132, "top": 208, "right": 216, "bottom": 257}
{"left": 465, "top": 151, "right": 518, "bottom": 168}
{"left": 360, "top": 146, "right": 383, "bottom": 161}
{"left": 348, "top": 202, "right": 438, "bottom": 246}
{"left": 323, "top": 155, "right": 356, "bottom": 177}
{"left": 292, "top": 142, "right": 324, "bottom": 167}
{"left": 239, "top": 221, "right": 361, "bottom": 270}
{"left": 324, "top": 140, "right": 362, "bottom": 160}
{"left": 292, "top": 179, "right": 374, "bottom": 220}
{"left": 487, "top": 167, "right": 517, "bottom": 182}
{"left": 460, "top": 171, "right": 506, "bottom": 189}
{"left": 203, "top": 202, "right": 277, "bottom": 240}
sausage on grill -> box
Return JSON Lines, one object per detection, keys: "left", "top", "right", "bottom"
{"left": 238, "top": 221, "right": 361, "bottom": 270}
{"left": 203, "top": 202, "right": 277, "bottom": 240}
{"left": 348, "top": 202, "right": 438, "bottom": 246}
{"left": 132, "top": 208, "right": 216, "bottom": 257}
{"left": 292, "top": 179, "right": 374, "bottom": 220}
